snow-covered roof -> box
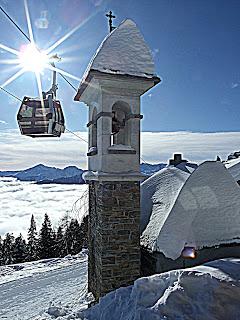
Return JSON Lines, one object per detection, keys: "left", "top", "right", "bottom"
{"left": 141, "top": 161, "right": 240, "bottom": 260}
{"left": 87, "top": 19, "right": 156, "bottom": 78}
{"left": 174, "top": 161, "right": 198, "bottom": 174}
{"left": 74, "top": 19, "right": 159, "bottom": 100}
{"left": 225, "top": 157, "right": 240, "bottom": 182}
{"left": 74, "top": 19, "right": 161, "bottom": 101}
{"left": 140, "top": 166, "right": 191, "bottom": 233}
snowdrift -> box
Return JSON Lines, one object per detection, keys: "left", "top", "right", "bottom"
{"left": 82, "top": 258, "right": 240, "bottom": 320}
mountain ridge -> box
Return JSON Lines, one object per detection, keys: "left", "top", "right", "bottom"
{"left": 0, "top": 164, "right": 85, "bottom": 184}
{"left": 0, "top": 163, "right": 166, "bottom": 184}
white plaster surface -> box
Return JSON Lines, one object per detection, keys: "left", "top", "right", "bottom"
{"left": 108, "top": 144, "right": 135, "bottom": 151}
{"left": 83, "top": 170, "right": 144, "bottom": 182}
{"left": 79, "top": 19, "right": 158, "bottom": 176}
{"left": 87, "top": 89, "right": 141, "bottom": 173}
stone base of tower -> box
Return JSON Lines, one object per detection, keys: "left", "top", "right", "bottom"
{"left": 88, "top": 180, "right": 140, "bottom": 299}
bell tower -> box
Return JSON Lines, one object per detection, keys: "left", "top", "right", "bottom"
{"left": 74, "top": 19, "right": 160, "bottom": 299}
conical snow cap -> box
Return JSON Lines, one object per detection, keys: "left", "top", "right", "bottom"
{"left": 89, "top": 19, "right": 156, "bottom": 78}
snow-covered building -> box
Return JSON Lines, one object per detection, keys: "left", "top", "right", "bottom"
{"left": 225, "top": 157, "right": 240, "bottom": 185}
{"left": 141, "top": 161, "right": 240, "bottom": 275}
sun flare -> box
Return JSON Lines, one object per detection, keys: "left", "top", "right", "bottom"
{"left": 0, "top": 0, "right": 93, "bottom": 93}
{"left": 19, "top": 44, "right": 48, "bottom": 73}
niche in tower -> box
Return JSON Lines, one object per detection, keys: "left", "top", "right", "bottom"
{"left": 111, "top": 101, "right": 131, "bottom": 147}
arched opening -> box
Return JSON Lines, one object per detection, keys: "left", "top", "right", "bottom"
{"left": 111, "top": 101, "right": 131, "bottom": 146}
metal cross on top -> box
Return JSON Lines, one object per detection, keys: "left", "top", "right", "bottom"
{"left": 106, "top": 10, "right": 116, "bottom": 33}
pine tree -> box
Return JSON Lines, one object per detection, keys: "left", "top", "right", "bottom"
{"left": 0, "top": 236, "right": 3, "bottom": 266}
{"left": 59, "top": 213, "right": 71, "bottom": 233}
{"left": 80, "top": 215, "right": 88, "bottom": 249}
{"left": 27, "top": 215, "right": 38, "bottom": 261}
{"left": 65, "top": 221, "right": 73, "bottom": 255}
{"left": 51, "top": 229, "right": 57, "bottom": 258}
{"left": 65, "top": 219, "right": 83, "bottom": 255}
{"left": 2, "top": 233, "right": 15, "bottom": 265}
{"left": 38, "top": 214, "right": 55, "bottom": 259}
{"left": 55, "top": 226, "right": 67, "bottom": 257}
{"left": 71, "top": 218, "right": 82, "bottom": 254}
{"left": 59, "top": 213, "right": 71, "bottom": 256}
{"left": 13, "top": 234, "right": 27, "bottom": 263}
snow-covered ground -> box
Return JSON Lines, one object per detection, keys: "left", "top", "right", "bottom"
{"left": 0, "top": 178, "right": 88, "bottom": 237}
{"left": 0, "top": 251, "right": 88, "bottom": 320}
{"left": 1, "top": 255, "right": 239, "bottom": 320}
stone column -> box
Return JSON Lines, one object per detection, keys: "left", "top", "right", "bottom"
{"left": 88, "top": 180, "right": 140, "bottom": 299}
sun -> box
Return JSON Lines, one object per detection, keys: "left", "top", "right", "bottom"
{"left": 0, "top": 0, "right": 102, "bottom": 92}
{"left": 19, "top": 44, "right": 49, "bottom": 73}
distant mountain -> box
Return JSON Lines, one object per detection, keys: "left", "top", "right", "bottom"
{"left": 0, "top": 164, "right": 85, "bottom": 184}
{"left": 140, "top": 163, "right": 166, "bottom": 176}
{"left": 0, "top": 170, "right": 19, "bottom": 177}
{"left": 0, "top": 162, "right": 166, "bottom": 184}
{"left": 36, "top": 174, "right": 85, "bottom": 185}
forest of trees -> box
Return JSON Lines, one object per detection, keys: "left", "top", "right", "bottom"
{"left": 0, "top": 213, "right": 88, "bottom": 266}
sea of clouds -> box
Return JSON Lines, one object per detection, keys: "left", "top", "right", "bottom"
{"left": 0, "top": 177, "right": 87, "bottom": 237}
{"left": 0, "top": 129, "right": 240, "bottom": 237}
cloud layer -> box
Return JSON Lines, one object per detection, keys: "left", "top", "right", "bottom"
{"left": 0, "top": 130, "right": 239, "bottom": 170}
{"left": 0, "top": 129, "right": 88, "bottom": 170}
{"left": 0, "top": 130, "right": 239, "bottom": 237}
{"left": 141, "top": 131, "right": 240, "bottom": 164}
{"left": 0, "top": 177, "right": 87, "bottom": 237}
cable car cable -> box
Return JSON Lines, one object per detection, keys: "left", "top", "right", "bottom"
{"left": 140, "top": 157, "right": 148, "bottom": 164}
{"left": 0, "top": 86, "right": 87, "bottom": 142}
{"left": 0, "top": 5, "right": 78, "bottom": 93}
{"left": 0, "top": 85, "right": 150, "bottom": 164}
{"left": 0, "top": 6, "right": 31, "bottom": 42}
{"left": 59, "top": 73, "right": 78, "bottom": 92}
{"left": 0, "top": 85, "right": 149, "bottom": 162}
{"left": 0, "top": 7, "right": 149, "bottom": 159}
{"left": 65, "top": 128, "right": 88, "bottom": 143}
{"left": 0, "top": 86, "right": 22, "bottom": 102}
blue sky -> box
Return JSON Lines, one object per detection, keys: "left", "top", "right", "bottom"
{"left": 0, "top": 0, "right": 239, "bottom": 169}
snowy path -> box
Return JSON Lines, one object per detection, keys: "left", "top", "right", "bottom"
{"left": 0, "top": 256, "right": 87, "bottom": 320}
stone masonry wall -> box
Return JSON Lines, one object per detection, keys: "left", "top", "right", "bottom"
{"left": 88, "top": 180, "right": 140, "bottom": 299}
